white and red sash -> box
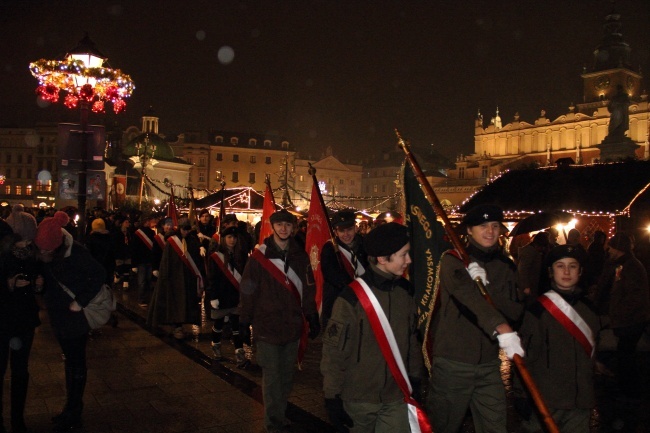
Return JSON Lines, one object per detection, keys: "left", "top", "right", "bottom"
{"left": 349, "top": 278, "right": 432, "bottom": 433}
{"left": 168, "top": 235, "right": 204, "bottom": 290}
{"left": 538, "top": 290, "right": 595, "bottom": 357}
{"left": 337, "top": 243, "right": 366, "bottom": 279}
{"left": 210, "top": 251, "right": 241, "bottom": 290}
{"left": 251, "top": 244, "right": 309, "bottom": 365}
{"left": 154, "top": 233, "right": 166, "bottom": 249}
{"left": 135, "top": 228, "right": 154, "bottom": 250}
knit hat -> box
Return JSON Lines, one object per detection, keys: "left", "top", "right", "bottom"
{"left": 269, "top": 209, "right": 296, "bottom": 224}
{"left": 6, "top": 204, "right": 38, "bottom": 242}
{"left": 462, "top": 204, "right": 504, "bottom": 227}
{"left": 91, "top": 218, "right": 106, "bottom": 232}
{"left": 364, "top": 222, "right": 409, "bottom": 257}
{"left": 34, "top": 211, "right": 70, "bottom": 251}
{"left": 608, "top": 233, "right": 632, "bottom": 254}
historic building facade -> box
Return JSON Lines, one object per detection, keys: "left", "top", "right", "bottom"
{"left": 292, "top": 147, "right": 363, "bottom": 211}
{"left": 444, "top": 10, "right": 649, "bottom": 207}
{"left": 0, "top": 124, "right": 59, "bottom": 208}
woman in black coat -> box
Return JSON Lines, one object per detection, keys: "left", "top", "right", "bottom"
{"left": 34, "top": 211, "right": 105, "bottom": 432}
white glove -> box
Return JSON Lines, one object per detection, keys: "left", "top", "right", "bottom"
{"left": 131, "top": 267, "right": 138, "bottom": 274}
{"left": 152, "top": 270, "right": 159, "bottom": 278}
{"left": 497, "top": 332, "right": 525, "bottom": 360}
{"left": 467, "top": 262, "right": 489, "bottom": 285}
{"left": 210, "top": 299, "right": 219, "bottom": 309}
{"left": 200, "top": 246, "right": 207, "bottom": 257}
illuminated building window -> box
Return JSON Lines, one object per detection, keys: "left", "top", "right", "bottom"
{"left": 15, "top": 185, "right": 22, "bottom": 195}
{"left": 232, "top": 171, "right": 239, "bottom": 182}
{"left": 299, "top": 175, "right": 304, "bottom": 182}
{"left": 26, "top": 185, "right": 32, "bottom": 195}
{"left": 4, "top": 185, "right": 10, "bottom": 195}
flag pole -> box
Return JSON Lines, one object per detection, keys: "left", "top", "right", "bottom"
{"left": 218, "top": 178, "right": 226, "bottom": 234}
{"left": 395, "top": 129, "right": 559, "bottom": 433}
{"left": 308, "top": 163, "right": 337, "bottom": 244}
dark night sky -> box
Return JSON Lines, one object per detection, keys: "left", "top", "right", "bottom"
{"left": 0, "top": 0, "right": 648, "bottom": 162}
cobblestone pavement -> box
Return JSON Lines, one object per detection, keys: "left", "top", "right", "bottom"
{"left": 3, "top": 282, "right": 649, "bottom": 432}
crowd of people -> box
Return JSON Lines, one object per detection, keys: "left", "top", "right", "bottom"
{"left": 1, "top": 202, "right": 649, "bottom": 433}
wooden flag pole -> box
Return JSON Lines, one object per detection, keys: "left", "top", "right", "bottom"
{"left": 395, "top": 129, "right": 559, "bottom": 433}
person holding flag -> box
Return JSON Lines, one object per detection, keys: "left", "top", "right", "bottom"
{"left": 425, "top": 204, "right": 524, "bottom": 433}
{"left": 514, "top": 245, "right": 600, "bottom": 433}
{"left": 239, "top": 209, "right": 320, "bottom": 433}
{"left": 321, "top": 222, "right": 426, "bottom": 433}
{"left": 321, "top": 210, "right": 369, "bottom": 328}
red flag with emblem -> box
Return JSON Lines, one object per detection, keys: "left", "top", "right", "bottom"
{"left": 258, "top": 181, "right": 276, "bottom": 244}
{"left": 305, "top": 181, "right": 331, "bottom": 313}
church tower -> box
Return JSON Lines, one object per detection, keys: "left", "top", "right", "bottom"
{"left": 577, "top": 10, "right": 643, "bottom": 115}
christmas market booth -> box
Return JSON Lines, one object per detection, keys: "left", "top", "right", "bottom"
{"left": 458, "top": 160, "right": 650, "bottom": 247}
{"left": 193, "top": 187, "right": 282, "bottom": 223}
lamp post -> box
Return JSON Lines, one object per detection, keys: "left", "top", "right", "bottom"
{"left": 130, "top": 134, "right": 158, "bottom": 208}
{"left": 29, "top": 33, "right": 134, "bottom": 239}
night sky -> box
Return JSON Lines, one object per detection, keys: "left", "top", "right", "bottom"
{"left": 1, "top": 0, "right": 648, "bottom": 162}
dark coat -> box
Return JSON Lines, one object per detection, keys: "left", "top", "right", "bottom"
{"left": 147, "top": 231, "right": 204, "bottom": 327}
{"left": 321, "top": 263, "right": 423, "bottom": 403}
{"left": 321, "top": 236, "right": 368, "bottom": 324}
{"left": 85, "top": 230, "right": 116, "bottom": 285}
{"left": 240, "top": 236, "right": 316, "bottom": 345}
{"left": 41, "top": 242, "right": 105, "bottom": 339}
{"left": 207, "top": 246, "right": 246, "bottom": 310}
{"left": 608, "top": 253, "right": 650, "bottom": 328}
{"left": 0, "top": 238, "right": 41, "bottom": 334}
{"left": 131, "top": 227, "right": 155, "bottom": 266}
{"left": 517, "top": 287, "right": 600, "bottom": 410}
{"left": 430, "top": 240, "right": 523, "bottom": 364}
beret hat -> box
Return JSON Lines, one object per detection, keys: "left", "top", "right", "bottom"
{"left": 331, "top": 210, "right": 356, "bottom": 229}
{"left": 270, "top": 209, "right": 296, "bottom": 224}
{"left": 546, "top": 244, "right": 586, "bottom": 267}
{"left": 364, "top": 222, "right": 409, "bottom": 257}
{"left": 462, "top": 204, "right": 504, "bottom": 227}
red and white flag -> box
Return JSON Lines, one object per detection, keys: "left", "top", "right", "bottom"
{"left": 305, "top": 181, "right": 331, "bottom": 313}
{"left": 258, "top": 181, "right": 276, "bottom": 245}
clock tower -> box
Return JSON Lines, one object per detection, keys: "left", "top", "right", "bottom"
{"left": 577, "top": 10, "right": 643, "bottom": 115}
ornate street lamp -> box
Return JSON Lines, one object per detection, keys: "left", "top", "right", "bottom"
{"left": 129, "top": 134, "right": 158, "bottom": 208}
{"left": 29, "top": 33, "right": 134, "bottom": 238}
